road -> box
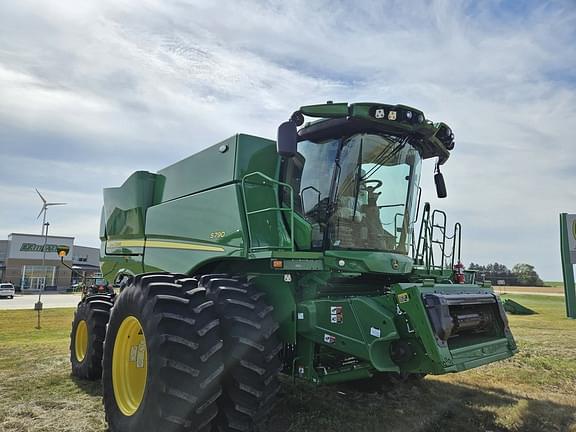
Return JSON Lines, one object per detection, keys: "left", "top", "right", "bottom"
{"left": 495, "top": 290, "right": 564, "bottom": 297}
{"left": 494, "top": 286, "right": 565, "bottom": 297}
{"left": 0, "top": 293, "right": 82, "bottom": 310}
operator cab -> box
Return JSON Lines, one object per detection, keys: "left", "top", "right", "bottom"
{"left": 282, "top": 132, "right": 421, "bottom": 253}
{"left": 279, "top": 102, "right": 455, "bottom": 256}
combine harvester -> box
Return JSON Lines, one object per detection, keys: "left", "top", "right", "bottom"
{"left": 68, "top": 102, "right": 517, "bottom": 431}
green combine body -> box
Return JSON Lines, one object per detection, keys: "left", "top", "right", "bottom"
{"left": 71, "top": 102, "right": 516, "bottom": 432}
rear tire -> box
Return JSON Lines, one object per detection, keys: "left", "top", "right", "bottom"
{"left": 200, "top": 275, "right": 282, "bottom": 432}
{"left": 70, "top": 294, "right": 113, "bottom": 380}
{"left": 102, "top": 273, "right": 224, "bottom": 432}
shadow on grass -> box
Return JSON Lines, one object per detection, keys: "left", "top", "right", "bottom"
{"left": 67, "top": 372, "right": 574, "bottom": 431}
{"left": 264, "top": 377, "right": 575, "bottom": 432}
{"left": 70, "top": 374, "right": 103, "bottom": 397}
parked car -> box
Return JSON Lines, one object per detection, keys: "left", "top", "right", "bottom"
{"left": 0, "top": 283, "right": 15, "bottom": 299}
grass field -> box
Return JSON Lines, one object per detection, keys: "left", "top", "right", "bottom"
{"left": 545, "top": 281, "right": 565, "bottom": 288}
{"left": 0, "top": 295, "right": 575, "bottom": 432}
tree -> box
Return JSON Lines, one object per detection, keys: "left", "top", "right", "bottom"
{"left": 468, "top": 262, "right": 485, "bottom": 271}
{"left": 468, "top": 262, "right": 517, "bottom": 284}
{"left": 511, "top": 263, "right": 544, "bottom": 287}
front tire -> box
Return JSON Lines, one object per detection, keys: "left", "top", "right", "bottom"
{"left": 70, "top": 294, "right": 113, "bottom": 380}
{"left": 200, "top": 275, "right": 282, "bottom": 432}
{"left": 102, "top": 273, "right": 224, "bottom": 432}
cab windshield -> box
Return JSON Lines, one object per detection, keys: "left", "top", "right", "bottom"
{"left": 289, "top": 133, "right": 422, "bottom": 253}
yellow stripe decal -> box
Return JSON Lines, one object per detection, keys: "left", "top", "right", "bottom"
{"left": 107, "top": 240, "right": 144, "bottom": 248}
{"left": 107, "top": 240, "right": 225, "bottom": 252}
{"left": 146, "top": 241, "right": 225, "bottom": 252}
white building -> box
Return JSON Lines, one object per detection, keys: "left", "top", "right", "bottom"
{"left": 0, "top": 233, "right": 100, "bottom": 292}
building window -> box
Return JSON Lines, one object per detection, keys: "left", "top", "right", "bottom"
{"left": 21, "top": 265, "right": 56, "bottom": 290}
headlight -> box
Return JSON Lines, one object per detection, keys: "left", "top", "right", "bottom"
{"left": 435, "top": 123, "right": 455, "bottom": 150}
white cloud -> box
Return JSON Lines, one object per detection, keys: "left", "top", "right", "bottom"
{"left": 0, "top": 0, "right": 574, "bottom": 279}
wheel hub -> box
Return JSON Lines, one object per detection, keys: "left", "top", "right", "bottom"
{"left": 112, "top": 316, "right": 148, "bottom": 416}
{"left": 74, "top": 320, "right": 88, "bottom": 362}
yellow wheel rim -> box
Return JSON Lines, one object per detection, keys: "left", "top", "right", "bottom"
{"left": 112, "top": 316, "right": 148, "bottom": 416}
{"left": 75, "top": 320, "right": 88, "bottom": 362}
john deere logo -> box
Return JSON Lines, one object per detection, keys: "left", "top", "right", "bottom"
{"left": 20, "top": 243, "right": 59, "bottom": 253}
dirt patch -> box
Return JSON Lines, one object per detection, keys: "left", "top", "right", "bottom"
{"left": 494, "top": 286, "right": 565, "bottom": 296}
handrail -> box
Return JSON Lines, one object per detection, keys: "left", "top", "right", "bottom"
{"left": 430, "top": 210, "right": 447, "bottom": 270}
{"left": 414, "top": 202, "right": 431, "bottom": 267}
{"left": 414, "top": 204, "right": 463, "bottom": 275}
{"left": 450, "top": 222, "right": 462, "bottom": 268}
{"left": 409, "top": 187, "right": 422, "bottom": 257}
{"left": 241, "top": 172, "right": 295, "bottom": 252}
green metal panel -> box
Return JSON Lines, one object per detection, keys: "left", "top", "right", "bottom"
{"left": 447, "top": 340, "right": 515, "bottom": 372}
{"left": 234, "top": 134, "right": 278, "bottom": 180}
{"left": 323, "top": 250, "right": 413, "bottom": 274}
{"left": 143, "top": 184, "right": 245, "bottom": 274}
{"left": 242, "top": 172, "right": 293, "bottom": 251}
{"left": 391, "top": 283, "right": 452, "bottom": 371}
{"left": 297, "top": 297, "right": 399, "bottom": 372}
{"left": 146, "top": 184, "right": 245, "bottom": 248}
{"left": 281, "top": 259, "right": 323, "bottom": 271}
{"left": 102, "top": 171, "right": 157, "bottom": 255}
{"left": 143, "top": 247, "right": 243, "bottom": 274}
{"left": 293, "top": 213, "right": 312, "bottom": 250}
{"left": 154, "top": 136, "right": 238, "bottom": 203}
{"left": 290, "top": 280, "right": 517, "bottom": 382}
{"left": 235, "top": 135, "right": 293, "bottom": 252}
{"left": 560, "top": 213, "right": 576, "bottom": 318}
{"left": 300, "top": 103, "right": 349, "bottom": 118}
{"left": 390, "top": 283, "right": 517, "bottom": 374}
{"left": 103, "top": 171, "right": 156, "bottom": 238}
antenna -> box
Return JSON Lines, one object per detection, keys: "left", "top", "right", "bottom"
{"left": 35, "top": 188, "right": 67, "bottom": 235}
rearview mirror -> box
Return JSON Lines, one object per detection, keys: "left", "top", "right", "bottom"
{"left": 434, "top": 172, "right": 447, "bottom": 198}
{"left": 277, "top": 120, "right": 298, "bottom": 157}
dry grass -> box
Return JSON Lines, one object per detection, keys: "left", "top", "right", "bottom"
{"left": 1, "top": 295, "right": 575, "bottom": 432}
{"left": 0, "top": 309, "right": 106, "bottom": 432}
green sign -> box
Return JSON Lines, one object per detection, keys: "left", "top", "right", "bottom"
{"left": 571, "top": 217, "right": 576, "bottom": 262}
{"left": 560, "top": 213, "right": 576, "bottom": 319}
{"left": 20, "top": 243, "right": 59, "bottom": 253}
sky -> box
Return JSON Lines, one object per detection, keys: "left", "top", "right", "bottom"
{"left": 0, "top": 0, "right": 574, "bottom": 280}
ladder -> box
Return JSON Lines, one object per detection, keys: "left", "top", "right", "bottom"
{"left": 413, "top": 203, "right": 462, "bottom": 273}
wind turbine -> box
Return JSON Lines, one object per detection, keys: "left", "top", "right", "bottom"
{"left": 35, "top": 189, "right": 67, "bottom": 235}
